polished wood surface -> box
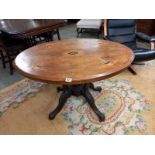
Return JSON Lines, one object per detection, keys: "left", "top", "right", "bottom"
{"left": 0, "top": 19, "right": 65, "bottom": 39}
{"left": 14, "top": 39, "right": 134, "bottom": 84}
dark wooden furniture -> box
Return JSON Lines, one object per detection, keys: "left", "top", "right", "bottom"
{"left": 14, "top": 39, "right": 134, "bottom": 122}
{"left": 0, "top": 19, "right": 65, "bottom": 39}
{"left": 0, "top": 32, "right": 26, "bottom": 74}
{"left": 0, "top": 19, "right": 65, "bottom": 46}
{"left": 137, "top": 19, "right": 155, "bottom": 36}
{"left": 0, "top": 19, "right": 65, "bottom": 74}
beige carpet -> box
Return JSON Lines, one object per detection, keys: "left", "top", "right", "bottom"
{"left": 0, "top": 61, "right": 155, "bottom": 135}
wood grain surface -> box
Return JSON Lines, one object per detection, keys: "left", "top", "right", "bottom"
{"left": 14, "top": 39, "right": 134, "bottom": 84}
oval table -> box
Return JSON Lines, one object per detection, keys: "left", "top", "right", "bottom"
{"left": 14, "top": 39, "right": 134, "bottom": 122}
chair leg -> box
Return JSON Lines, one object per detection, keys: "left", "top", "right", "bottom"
{"left": 4, "top": 50, "right": 14, "bottom": 75}
{"left": 98, "top": 26, "right": 103, "bottom": 37}
{"left": 9, "top": 62, "right": 14, "bottom": 75}
{"left": 26, "top": 38, "right": 34, "bottom": 47}
{"left": 31, "top": 37, "right": 37, "bottom": 45}
{"left": 97, "top": 30, "right": 100, "bottom": 38}
{"left": 128, "top": 67, "right": 137, "bottom": 75}
{"left": 77, "top": 28, "right": 80, "bottom": 38}
{"left": 44, "top": 33, "right": 50, "bottom": 42}
{"left": 50, "top": 33, "right": 53, "bottom": 41}
{"left": 0, "top": 49, "right": 6, "bottom": 68}
{"left": 56, "top": 29, "right": 61, "bottom": 40}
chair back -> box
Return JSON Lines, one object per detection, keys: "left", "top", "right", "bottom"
{"left": 104, "top": 19, "right": 136, "bottom": 47}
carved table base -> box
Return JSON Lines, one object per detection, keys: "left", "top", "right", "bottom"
{"left": 49, "top": 83, "right": 105, "bottom": 122}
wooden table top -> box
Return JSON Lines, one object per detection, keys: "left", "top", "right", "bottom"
{"left": 0, "top": 19, "right": 65, "bottom": 39}
{"left": 14, "top": 39, "right": 134, "bottom": 84}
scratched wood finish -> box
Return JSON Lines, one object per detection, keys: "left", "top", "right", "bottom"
{"left": 0, "top": 19, "right": 65, "bottom": 39}
{"left": 14, "top": 39, "right": 134, "bottom": 84}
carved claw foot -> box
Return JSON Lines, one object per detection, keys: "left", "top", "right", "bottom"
{"left": 82, "top": 88, "right": 105, "bottom": 122}
{"left": 98, "top": 112, "right": 105, "bottom": 122}
{"left": 49, "top": 90, "right": 71, "bottom": 120}
{"left": 49, "top": 112, "right": 56, "bottom": 120}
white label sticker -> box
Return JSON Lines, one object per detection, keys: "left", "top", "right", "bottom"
{"left": 65, "top": 77, "right": 73, "bottom": 82}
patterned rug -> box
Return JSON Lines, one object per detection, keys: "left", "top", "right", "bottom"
{"left": 63, "top": 79, "right": 149, "bottom": 135}
{"left": 0, "top": 75, "right": 154, "bottom": 135}
{"left": 0, "top": 79, "right": 46, "bottom": 115}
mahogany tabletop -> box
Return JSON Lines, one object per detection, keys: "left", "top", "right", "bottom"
{"left": 14, "top": 39, "right": 134, "bottom": 85}
{"left": 0, "top": 19, "right": 65, "bottom": 39}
